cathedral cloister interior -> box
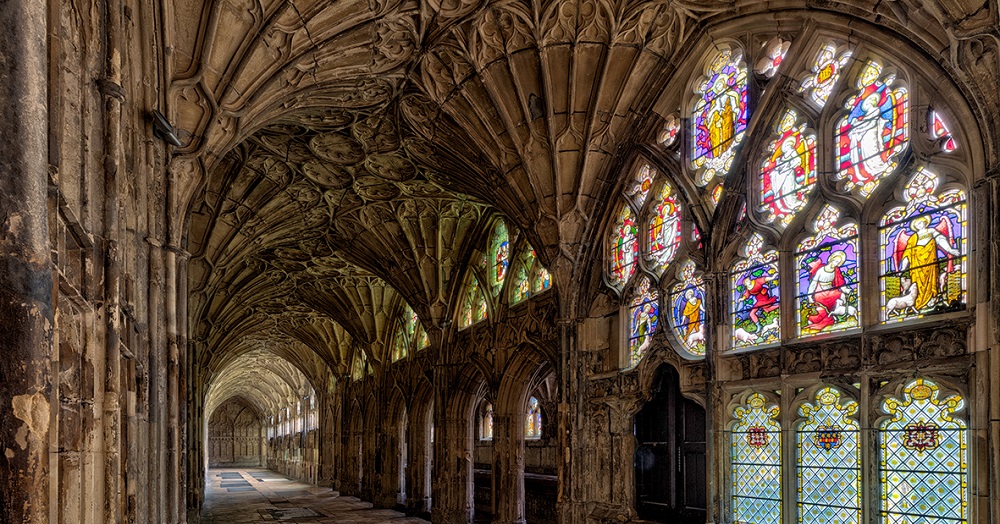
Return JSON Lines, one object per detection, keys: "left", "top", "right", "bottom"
{"left": 2, "top": 0, "right": 1000, "bottom": 523}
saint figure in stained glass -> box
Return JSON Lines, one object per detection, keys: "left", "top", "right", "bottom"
{"left": 800, "top": 44, "right": 853, "bottom": 107}
{"left": 526, "top": 397, "right": 542, "bottom": 439}
{"left": 647, "top": 180, "right": 683, "bottom": 273}
{"left": 532, "top": 264, "right": 551, "bottom": 293}
{"left": 835, "top": 60, "right": 909, "bottom": 196}
{"left": 796, "top": 206, "right": 860, "bottom": 336}
{"left": 628, "top": 278, "right": 659, "bottom": 368}
{"left": 731, "top": 234, "right": 780, "bottom": 348}
{"left": 512, "top": 264, "right": 530, "bottom": 304}
{"left": 732, "top": 392, "right": 782, "bottom": 524}
{"left": 880, "top": 168, "right": 965, "bottom": 322}
{"left": 670, "top": 260, "right": 706, "bottom": 357}
{"left": 490, "top": 221, "right": 510, "bottom": 289}
{"left": 796, "top": 387, "right": 861, "bottom": 524}
{"left": 691, "top": 46, "right": 749, "bottom": 185}
{"left": 880, "top": 378, "right": 967, "bottom": 524}
{"left": 760, "top": 110, "right": 817, "bottom": 226}
{"left": 609, "top": 205, "right": 638, "bottom": 286}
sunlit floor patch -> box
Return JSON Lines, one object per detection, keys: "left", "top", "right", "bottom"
{"left": 203, "top": 468, "right": 429, "bottom": 523}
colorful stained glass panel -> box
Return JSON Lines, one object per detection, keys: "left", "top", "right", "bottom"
{"left": 800, "top": 44, "right": 853, "bottom": 107}
{"left": 931, "top": 111, "right": 957, "bottom": 152}
{"left": 526, "top": 397, "right": 542, "bottom": 439}
{"left": 490, "top": 221, "right": 510, "bottom": 289}
{"left": 670, "top": 261, "right": 706, "bottom": 357}
{"left": 610, "top": 205, "right": 638, "bottom": 286}
{"left": 760, "top": 110, "right": 817, "bottom": 227}
{"left": 731, "top": 234, "right": 780, "bottom": 348}
{"left": 691, "top": 47, "right": 749, "bottom": 186}
{"left": 835, "top": 60, "right": 909, "bottom": 196}
{"left": 797, "top": 387, "right": 861, "bottom": 524}
{"left": 880, "top": 169, "right": 966, "bottom": 322}
{"left": 732, "top": 393, "right": 782, "bottom": 524}
{"left": 796, "top": 207, "right": 860, "bottom": 336}
{"left": 647, "top": 181, "right": 683, "bottom": 274}
{"left": 629, "top": 278, "right": 659, "bottom": 368}
{"left": 880, "top": 379, "right": 967, "bottom": 524}
{"left": 756, "top": 38, "right": 790, "bottom": 78}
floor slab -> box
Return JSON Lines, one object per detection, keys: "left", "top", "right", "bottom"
{"left": 203, "top": 468, "right": 429, "bottom": 523}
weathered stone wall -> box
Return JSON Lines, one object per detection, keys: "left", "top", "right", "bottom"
{"left": 0, "top": 0, "right": 184, "bottom": 522}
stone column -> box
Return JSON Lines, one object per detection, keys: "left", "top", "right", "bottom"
{"left": 432, "top": 366, "right": 474, "bottom": 524}
{"left": 405, "top": 402, "right": 432, "bottom": 516}
{"left": 556, "top": 318, "right": 582, "bottom": 524}
{"left": 491, "top": 412, "right": 525, "bottom": 524}
{"left": 0, "top": 1, "right": 51, "bottom": 522}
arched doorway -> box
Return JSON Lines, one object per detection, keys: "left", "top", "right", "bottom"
{"left": 634, "top": 365, "right": 706, "bottom": 522}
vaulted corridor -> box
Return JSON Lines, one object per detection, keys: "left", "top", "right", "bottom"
{"left": 203, "top": 468, "right": 427, "bottom": 524}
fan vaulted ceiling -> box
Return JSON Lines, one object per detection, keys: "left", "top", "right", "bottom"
{"left": 170, "top": 0, "right": 997, "bottom": 403}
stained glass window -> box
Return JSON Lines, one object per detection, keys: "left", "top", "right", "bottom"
{"left": 670, "top": 260, "right": 706, "bottom": 357}
{"left": 796, "top": 206, "right": 860, "bottom": 336}
{"left": 626, "top": 164, "right": 656, "bottom": 207}
{"left": 526, "top": 397, "right": 542, "bottom": 439}
{"left": 835, "top": 60, "right": 909, "bottom": 196}
{"left": 760, "top": 110, "right": 817, "bottom": 227}
{"left": 756, "top": 38, "right": 790, "bottom": 78}
{"left": 609, "top": 205, "right": 638, "bottom": 287}
{"left": 658, "top": 115, "right": 679, "bottom": 147}
{"left": 880, "top": 168, "right": 966, "bottom": 322}
{"left": 880, "top": 378, "right": 967, "bottom": 523}
{"left": 797, "top": 387, "right": 861, "bottom": 524}
{"left": 800, "top": 44, "right": 853, "bottom": 107}
{"left": 481, "top": 402, "right": 494, "bottom": 441}
{"left": 512, "top": 263, "right": 530, "bottom": 304}
{"left": 930, "top": 110, "right": 957, "bottom": 152}
{"left": 512, "top": 246, "right": 552, "bottom": 304}
{"left": 731, "top": 234, "right": 780, "bottom": 348}
{"left": 647, "top": 180, "right": 683, "bottom": 274}
{"left": 628, "top": 277, "right": 659, "bottom": 368}
{"left": 351, "top": 351, "right": 367, "bottom": 381}
{"left": 459, "top": 276, "right": 488, "bottom": 329}
{"left": 391, "top": 326, "right": 408, "bottom": 362}
{"left": 489, "top": 220, "right": 510, "bottom": 291}
{"left": 732, "top": 392, "right": 782, "bottom": 524}
{"left": 531, "top": 261, "right": 552, "bottom": 293}
{"left": 691, "top": 46, "right": 749, "bottom": 186}
{"left": 711, "top": 184, "right": 724, "bottom": 207}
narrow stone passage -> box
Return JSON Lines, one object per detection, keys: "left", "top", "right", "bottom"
{"left": 202, "top": 468, "right": 429, "bottom": 523}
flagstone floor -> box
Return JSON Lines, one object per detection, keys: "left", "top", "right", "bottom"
{"left": 202, "top": 468, "right": 429, "bottom": 523}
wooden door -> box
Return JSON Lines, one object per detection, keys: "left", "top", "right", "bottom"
{"left": 634, "top": 365, "right": 706, "bottom": 523}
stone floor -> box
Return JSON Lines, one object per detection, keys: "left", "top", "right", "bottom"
{"left": 202, "top": 468, "right": 429, "bottom": 523}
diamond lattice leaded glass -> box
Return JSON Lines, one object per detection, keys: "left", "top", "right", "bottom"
{"left": 880, "top": 379, "right": 967, "bottom": 524}
{"left": 797, "top": 387, "right": 861, "bottom": 524}
{"left": 732, "top": 392, "right": 782, "bottom": 524}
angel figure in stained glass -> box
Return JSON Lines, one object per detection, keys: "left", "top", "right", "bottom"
{"left": 891, "top": 215, "right": 960, "bottom": 312}
{"left": 805, "top": 250, "right": 856, "bottom": 330}
{"left": 761, "top": 117, "right": 815, "bottom": 225}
